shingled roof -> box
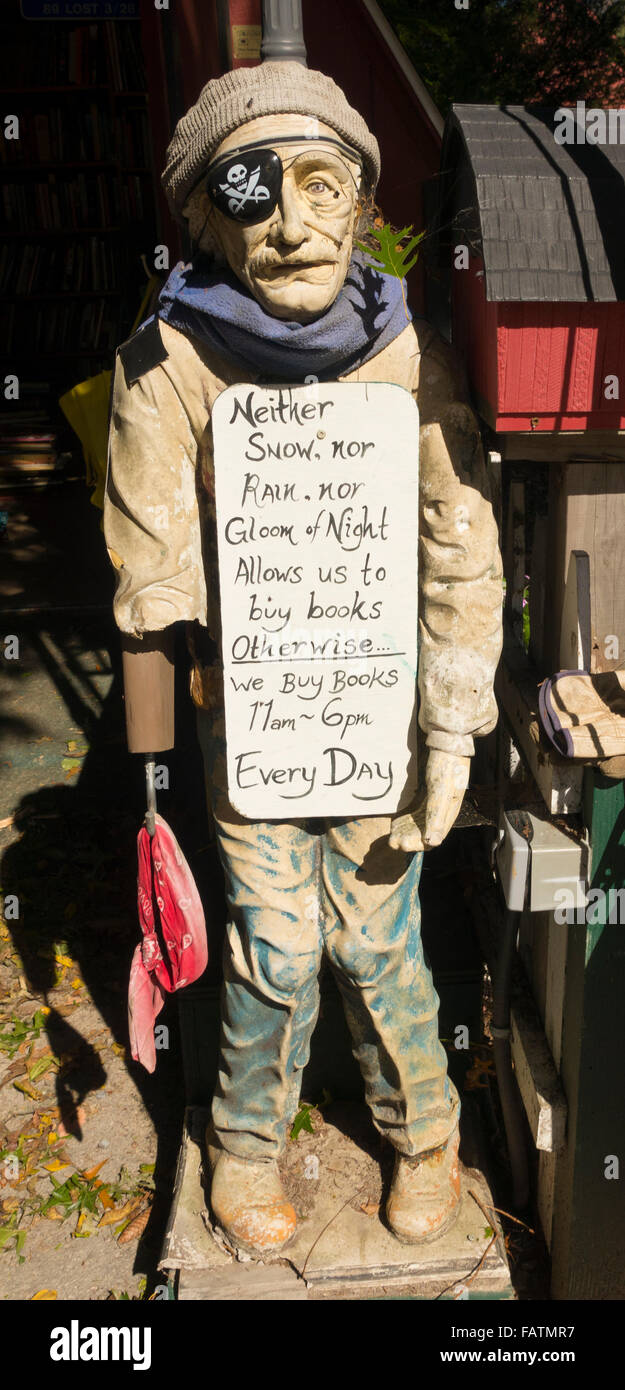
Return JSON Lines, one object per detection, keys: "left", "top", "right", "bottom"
{"left": 440, "top": 105, "right": 625, "bottom": 302}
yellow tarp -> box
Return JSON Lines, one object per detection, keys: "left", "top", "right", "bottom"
{"left": 59, "top": 369, "right": 112, "bottom": 511}
{"left": 59, "top": 276, "right": 159, "bottom": 511}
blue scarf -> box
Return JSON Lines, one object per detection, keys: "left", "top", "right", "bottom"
{"left": 156, "top": 251, "right": 410, "bottom": 380}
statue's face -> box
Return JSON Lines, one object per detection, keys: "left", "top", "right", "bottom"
{"left": 189, "top": 115, "right": 362, "bottom": 322}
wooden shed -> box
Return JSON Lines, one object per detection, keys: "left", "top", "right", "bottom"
{"left": 435, "top": 104, "right": 625, "bottom": 433}
{"left": 429, "top": 103, "right": 625, "bottom": 684}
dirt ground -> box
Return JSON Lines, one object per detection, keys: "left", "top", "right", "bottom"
{"left": 0, "top": 614, "right": 192, "bottom": 1301}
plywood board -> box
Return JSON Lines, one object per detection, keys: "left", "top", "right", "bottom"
{"left": 546, "top": 462, "right": 625, "bottom": 673}
{"left": 212, "top": 382, "right": 420, "bottom": 817}
{"left": 510, "top": 997, "right": 567, "bottom": 1153}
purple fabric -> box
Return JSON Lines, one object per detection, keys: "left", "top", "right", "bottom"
{"left": 156, "top": 250, "right": 411, "bottom": 380}
{"left": 538, "top": 670, "right": 587, "bottom": 757}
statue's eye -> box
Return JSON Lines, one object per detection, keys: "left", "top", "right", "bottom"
{"left": 306, "top": 179, "right": 331, "bottom": 195}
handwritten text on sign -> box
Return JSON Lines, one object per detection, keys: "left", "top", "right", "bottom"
{"left": 212, "top": 382, "right": 419, "bottom": 817}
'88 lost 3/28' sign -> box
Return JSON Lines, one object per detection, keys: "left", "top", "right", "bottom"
{"left": 21, "top": 2, "right": 139, "bottom": 17}
{"left": 212, "top": 382, "right": 420, "bottom": 818}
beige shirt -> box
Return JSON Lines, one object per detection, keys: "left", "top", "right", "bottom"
{"left": 104, "top": 317, "right": 503, "bottom": 757}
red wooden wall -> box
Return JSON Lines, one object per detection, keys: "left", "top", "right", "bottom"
{"left": 453, "top": 255, "right": 625, "bottom": 431}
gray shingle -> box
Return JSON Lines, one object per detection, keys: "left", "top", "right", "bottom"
{"left": 441, "top": 106, "right": 625, "bottom": 301}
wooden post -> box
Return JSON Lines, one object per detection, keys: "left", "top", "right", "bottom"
{"left": 549, "top": 771, "right": 625, "bottom": 1298}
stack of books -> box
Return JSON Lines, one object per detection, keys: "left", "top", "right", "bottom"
{"left": 0, "top": 396, "right": 73, "bottom": 487}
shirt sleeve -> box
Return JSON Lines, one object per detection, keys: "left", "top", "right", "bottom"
{"left": 416, "top": 333, "right": 503, "bottom": 757}
{"left": 103, "top": 352, "right": 208, "bottom": 637}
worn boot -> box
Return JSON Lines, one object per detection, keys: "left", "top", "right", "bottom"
{"left": 209, "top": 1145, "right": 297, "bottom": 1257}
{"left": 386, "top": 1124, "right": 461, "bottom": 1244}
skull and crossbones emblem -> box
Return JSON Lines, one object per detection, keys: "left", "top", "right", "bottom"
{"left": 220, "top": 162, "right": 271, "bottom": 216}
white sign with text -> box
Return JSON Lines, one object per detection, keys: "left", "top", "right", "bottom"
{"left": 212, "top": 381, "right": 419, "bottom": 818}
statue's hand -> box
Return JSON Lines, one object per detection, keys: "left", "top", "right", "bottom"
{"left": 388, "top": 750, "right": 470, "bottom": 852}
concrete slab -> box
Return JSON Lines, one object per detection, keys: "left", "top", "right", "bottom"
{"left": 161, "top": 1107, "right": 514, "bottom": 1301}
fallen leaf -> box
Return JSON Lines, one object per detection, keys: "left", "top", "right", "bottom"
{"left": 42, "top": 1160, "right": 71, "bottom": 1173}
{"left": 97, "top": 1200, "right": 138, "bottom": 1229}
{"left": 29, "top": 1056, "right": 57, "bottom": 1082}
{"left": 359, "top": 1199, "right": 380, "bottom": 1217}
{"left": 32, "top": 1289, "right": 57, "bottom": 1300}
{"left": 117, "top": 1206, "right": 150, "bottom": 1245}
{"left": 44, "top": 1208, "right": 63, "bottom": 1220}
{"left": 13, "top": 1079, "right": 39, "bottom": 1101}
{"left": 0, "top": 816, "right": 14, "bottom": 831}
{"left": 2, "top": 1061, "right": 28, "bottom": 1083}
{"left": 81, "top": 1161, "right": 107, "bottom": 1182}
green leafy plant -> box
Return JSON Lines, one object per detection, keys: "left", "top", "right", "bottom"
{"left": 107, "top": 1277, "right": 148, "bottom": 1301}
{"left": 40, "top": 1171, "right": 102, "bottom": 1224}
{"left": 290, "top": 1103, "right": 314, "bottom": 1142}
{"left": 0, "top": 1214, "right": 26, "bottom": 1261}
{"left": 522, "top": 578, "right": 530, "bottom": 653}
{"left": 0, "top": 1010, "right": 47, "bottom": 1059}
{"left": 356, "top": 223, "right": 425, "bottom": 319}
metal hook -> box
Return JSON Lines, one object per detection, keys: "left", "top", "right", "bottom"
{"left": 144, "top": 754, "right": 156, "bottom": 838}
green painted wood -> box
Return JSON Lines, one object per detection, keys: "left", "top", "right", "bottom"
{"left": 550, "top": 771, "right": 625, "bottom": 1298}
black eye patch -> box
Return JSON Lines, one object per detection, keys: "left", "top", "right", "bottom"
{"left": 205, "top": 149, "right": 283, "bottom": 225}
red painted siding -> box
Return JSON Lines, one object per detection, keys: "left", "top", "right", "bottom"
{"left": 306, "top": 0, "right": 441, "bottom": 311}
{"left": 451, "top": 255, "right": 500, "bottom": 419}
{"left": 229, "top": 0, "right": 262, "bottom": 67}
{"left": 453, "top": 256, "right": 625, "bottom": 431}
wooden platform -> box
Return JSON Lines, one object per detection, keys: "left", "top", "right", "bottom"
{"left": 160, "top": 1107, "right": 515, "bottom": 1301}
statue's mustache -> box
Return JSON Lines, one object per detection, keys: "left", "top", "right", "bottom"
{"left": 250, "top": 232, "right": 343, "bottom": 270}
{"left": 252, "top": 254, "right": 339, "bottom": 273}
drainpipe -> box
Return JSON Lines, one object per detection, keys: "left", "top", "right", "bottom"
{"left": 261, "top": 0, "right": 308, "bottom": 64}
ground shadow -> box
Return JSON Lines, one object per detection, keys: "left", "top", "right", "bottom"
{"left": 0, "top": 611, "right": 225, "bottom": 1289}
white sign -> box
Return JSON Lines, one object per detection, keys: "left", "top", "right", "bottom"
{"left": 212, "top": 382, "right": 419, "bottom": 818}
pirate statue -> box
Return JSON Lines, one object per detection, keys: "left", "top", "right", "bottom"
{"left": 104, "top": 58, "right": 503, "bottom": 1256}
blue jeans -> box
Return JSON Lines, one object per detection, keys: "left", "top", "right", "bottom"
{"left": 197, "top": 706, "right": 459, "bottom": 1162}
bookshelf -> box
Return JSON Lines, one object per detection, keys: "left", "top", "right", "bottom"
{"left": 0, "top": 8, "right": 160, "bottom": 483}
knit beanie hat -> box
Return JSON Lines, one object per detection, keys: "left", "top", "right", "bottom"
{"left": 161, "top": 61, "right": 380, "bottom": 222}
